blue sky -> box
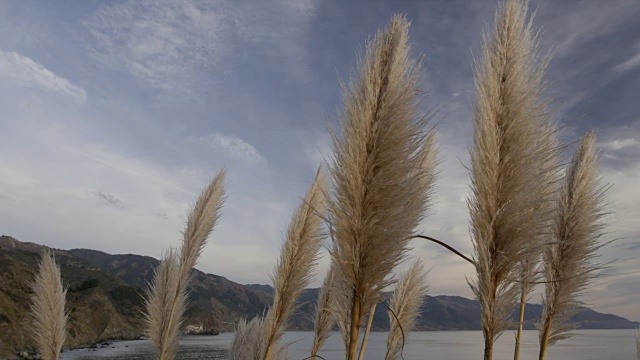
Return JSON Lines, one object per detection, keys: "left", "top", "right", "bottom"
{"left": 0, "top": 0, "right": 639, "bottom": 321}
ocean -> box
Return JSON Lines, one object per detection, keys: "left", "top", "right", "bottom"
{"left": 60, "top": 329, "right": 638, "bottom": 360}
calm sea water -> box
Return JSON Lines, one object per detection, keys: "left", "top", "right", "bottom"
{"left": 60, "top": 330, "right": 638, "bottom": 360}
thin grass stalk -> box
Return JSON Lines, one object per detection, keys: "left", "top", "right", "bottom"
{"left": 513, "top": 281, "right": 528, "bottom": 360}
{"left": 31, "top": 251, "right": 68, "bottom": 360}
{"left": 327, "top": 14, "right": 436, "bottom": 360}
{"left": 467, "top": 0, "right": 558, "bottom": 358}
{"left": 385, "top": 260, "right": 428, "bottom": 360}
{"left": 311, "top": 267, "right": 337, "bottom": 359}
{"left": 145, "top": 171, "right": 226, "bottom": 360}
{"left": 357, "top": 304, "right": 377, "bottom": 360}
{"left": 261, "top": 168, "right": 328, "bottom": 360}
{"left": 538, "top": 132, "right": 607, "bottom": 360}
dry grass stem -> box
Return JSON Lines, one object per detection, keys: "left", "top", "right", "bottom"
{"left": 144, "top": 170, "right": 226, "bottom": 360}
{"left": 260, "top": 168, "right": 328, "bottom": 360}
{"left": 31, "top": 251, "right": 68, "bottom": 360}
{"left": 385, "top": 260, "right": 428, "bottom": 360}
{"left": 311, "top": 267, "right": 336, "bottom": 359}
{"left": 467, "top": 0, "right": 559, "bottom": 358}
{"left": 538, "top": 132, "right": 607, "bottom": 359}
{"left": 358, "top": 304, "right": 377, "bottom": 360}
{"left": 327, "top": 14, "right": 437, "bottom": 359}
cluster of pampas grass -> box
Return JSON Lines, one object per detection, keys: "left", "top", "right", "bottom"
{"left": 538, "top": 132, "right": 607, "bottom": 360}
{"left": 25, "top": 1, "right": 613, "bottom": 360}
{"left": 30, "top": 251, "right": 68, "bottom": 360}
{"left": 326, "top": 14, "right": 437, "bottom": 360}
{"left": 467, "top": 0, "right": 562, "bottom": 359}
{"left": 144, "top": 170, "right": 226, "bottom": 360}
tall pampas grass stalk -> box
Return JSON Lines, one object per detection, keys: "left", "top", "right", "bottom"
{"left": 31, "top": 251, "right": 68, "bottom": 360}
{"left": 385, "top": 260, "right": 428, "bottom": 360}
{"left": 311, "top": 266, "right": 336, "bottom": 359}
{"left": 468, "top": 0, "right": 558, "bottom": 359}
{"left": 327, "top": 14, "right": 436, "bottom": 360}
{"left": 259, "top": 168, "right": 328, "bottom": 360}
{"left": 144, "top": 170, "right": 226, "bottom": 360}
{"left": 538, "top": 132, "right": 607, "bottom": 360}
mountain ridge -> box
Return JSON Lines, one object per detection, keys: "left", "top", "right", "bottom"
{"left": 1, "top": 235, "right": 637, "bottom": 355}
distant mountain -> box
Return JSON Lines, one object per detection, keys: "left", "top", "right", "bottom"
{"left": 1, "top": 235, "right": 637, "bottom": 355}
{"left": 0, "top": 236, "right": 145, "bottom": 356}
{"left": 67, "top": 248, "right": 273, "bottom": 331}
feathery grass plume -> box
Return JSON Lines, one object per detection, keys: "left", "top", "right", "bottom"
{"left": 260, "top": 168, "right": 328, "bottom": 360}
{"left": 514, "top": 123, "right": 560, "bottom": 360}
{"left": 145, "top": 249, "right": 183, "bottom": 360}
{"left": 230, "top": 317, "right": 264, "bottom": 360}
{"left": 538, "top": 132, "right": 607, "bottom": 360}
{"left": 467, "top": 0, "right": 559, "bottom": 358}
{"left": 311, "top": 266, "right": 336, "bottom": 359}
{"left": 179, "top": 170, "right": 227, "bottom": 283}
{"left": 31, "top": 251, "right": 68, "bottom": 360}
{"left": 144, "top": 170, "right": 226, "bottom": 360}
{"left": 327, "top": 14, "right": 436, "bottom": 360}
{"left": 385, "top": 260, "right": 428, "bottom": 360}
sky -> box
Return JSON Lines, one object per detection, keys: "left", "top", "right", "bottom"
{"left": 0, "top": 0, "right": 639, "bottom": 321}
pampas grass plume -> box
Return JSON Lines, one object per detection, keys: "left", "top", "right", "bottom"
{"left": 31, "top": 251, "right": 68, "bottom": 360}
{"left": 260, "top": 167, "right": 328, "bottom": 360}
{"left": 311, "top": 266, "right": 336, "bottom": 359}
{"left": 230, "top": 317, "right": 264, "bottom": 360}
{"left": 327, "top": 14, "right": 435, "bottom": 359}
{"left": 144, "top": 249, "right": 183, "bottom": 359}
{"left": 144, "top": 170, "right": 226, "bottom": 360}
{"left": 538, "top": 132, "right": 607, "bottom": 359}
{"left": 467, "top": 0, "right": 557, "bottom": 358}
{"left": 385, "top": 260, "right": 428, "bottom": 360}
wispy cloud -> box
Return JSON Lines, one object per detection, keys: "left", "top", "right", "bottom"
{"left": 82, "top": 0, "right": 224, "bottom": 96}
{"left": 602, "top": 137, "right": 640, "bottom": 151}
{"left": 81, "top": 0, "right": 316, "bottom": 97}
{"left": 189, "top": 133, "right": 266, "bottom": 164}
{"left": 614, "top": 51, "right": 640, "bottom": 74}
{"left": 0, "top": 50, "right": 87, "bottom": 103}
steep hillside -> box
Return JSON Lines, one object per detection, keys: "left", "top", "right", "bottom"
{"left": 68, "top": 248, "right": 273, "bottom": 331}
{"left": 0, "top": 236, "right": 145, "bottom": 354}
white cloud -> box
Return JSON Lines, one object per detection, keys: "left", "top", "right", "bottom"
{"left": 0, "top": 50, "right": 87, "bottom": 103}
{"left": 601, "top": 137, "right": 640, "bottom": 151}
{"left": 189, "top": 132, "right": 266, "bottom": 164}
